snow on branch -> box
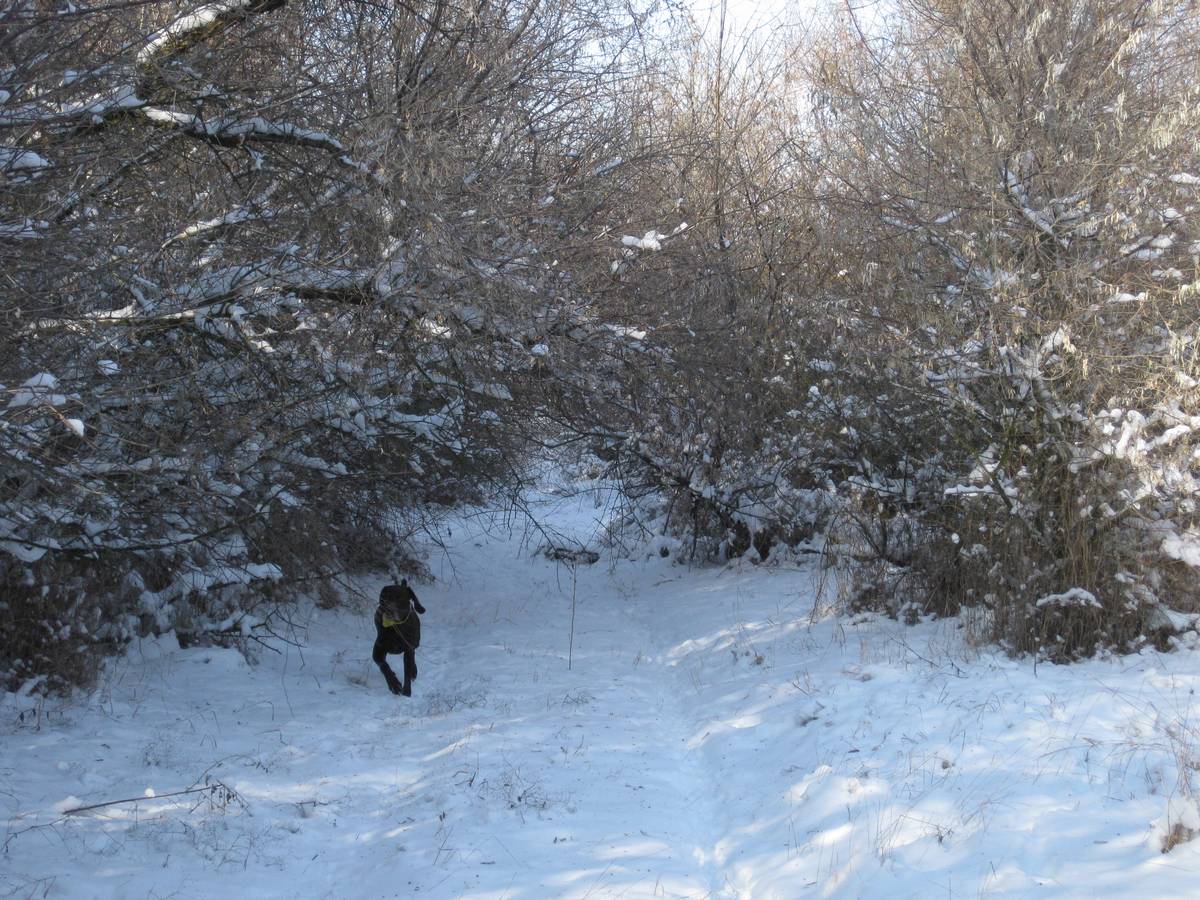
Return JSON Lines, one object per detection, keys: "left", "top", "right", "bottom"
{"left": 160, "top": 183, "right": 279, "bottom": 249}
{"left": 137, "top": 107, "right": 348, "bottom": 155}
{"left": 158, "top": 178, "right": 356, "bottom": 250}
{"left": 1, "top": 91, "right": 369, "bottom": 175}
{"left": 879, "top": 208, "right": 993, "bottom": 285}
{"left": 1035, "top": 588, "right": 1101, "bottom": 610}
{"left": 611, "top": 223, "right": 687, "bottom": 275}
{"left": 56, "top": 134, "right": 177, "bottom": 224}
{"left": 0, "top": 146, "right": 52, "bottom": 181}
{"left": 1002, "top": 167, "right": 1069, "bottom": 250}
{"left": 136, "top": 0, "right": 286, "bottom": 72}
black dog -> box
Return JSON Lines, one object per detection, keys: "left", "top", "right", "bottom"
{"left": 372, "top": 579, "right": 426, "bottom": 696}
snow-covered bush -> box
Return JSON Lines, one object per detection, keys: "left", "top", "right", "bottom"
{"left": 801, "top": 0, "right": 1200, "bottom": 657}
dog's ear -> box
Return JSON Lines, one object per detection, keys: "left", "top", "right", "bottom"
{"left": 401, "top": 577, "right": 408, "bottom": 587}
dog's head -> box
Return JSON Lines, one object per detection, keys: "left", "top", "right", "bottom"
{"left": 379, "top": 582, "right": 411, "bottom": 619}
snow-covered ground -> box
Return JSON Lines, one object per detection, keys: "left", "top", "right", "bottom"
{"left": 4, "top": 483, "right": 1200, "bottom": 898}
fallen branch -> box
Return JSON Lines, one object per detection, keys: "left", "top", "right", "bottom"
{"left": 4, "top": 779, "right": 244, "bottom": 852}
{"left": 64, "top": 778, "right": 242, "bottom": 816}
{"left": 544, "top": 545, "right": 599, "bottom": 565}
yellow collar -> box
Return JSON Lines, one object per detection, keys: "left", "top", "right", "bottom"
{"left": 381, "top": 608, "right": 409, "bottom": 628}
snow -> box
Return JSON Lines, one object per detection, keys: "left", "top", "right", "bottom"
{"left": 174, "top": 561, "right": 284, "bottom": 596}
{"left": 163, "top": 203, "right": 262, "bottom": 248}
{"left": 6, "top": 372, "right": 66, "bottom": 408}
{"left": 5, "top": 485, "right": 1200, "bottom": 896}
{"left": 0, "top": 540, "right": 48, "bottom": 562}
{"left": 137, "top": 1, "right": 256, "bottom": 67}
{"left": 604, "top": 323, "right": 647, "bottom": 341}
{"left": 0, "top": 146, "right": 51, "bottom": 179}
{"left": 1003, "top": 167, "right": 1067, "bottom": 248}
{"left": 1162, "top": 531, "right": 1200, "bottom": 569}
{"left": 69, "top": 84, "right": 143, "bottom": 122}
{"left": 139, "top": 107, "right": 346, "bottom": 153}
{"left": 1035, "top": 587, "right": 1102, "bottom": 609}
{"left": 0, "top": 218, "right": 46, "bottom": 240}
{"left": 472, "top": 382, "right": 513, "bottom": 401}
{"left": 621, "top": 230, "right": 667, "bottom": 251}
{"left": 592, "top": 157, "right": 623, "bottom": 176}
{"left": 1, "top": 79, "right": 361, "bottom": 172}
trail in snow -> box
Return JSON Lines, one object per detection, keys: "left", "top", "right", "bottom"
{"left": 419, "top": 489, "right": 734, "bottom": 897}
{"left": 5, "top": 484, "right": 1200, "bottom": 898}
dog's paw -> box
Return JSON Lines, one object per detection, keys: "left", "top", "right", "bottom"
{"left": 387, "top": 681, "right": 403, "bottom": 695}
{"left": 400, "top": 685, "right": 412, "bottom": 697}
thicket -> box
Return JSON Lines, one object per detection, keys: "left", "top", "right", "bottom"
{"left": 582, "top": 0, "right": 1200, "bottom": 661}
{"left": 4, "top": 0, "right": 1199, "bottom": 689}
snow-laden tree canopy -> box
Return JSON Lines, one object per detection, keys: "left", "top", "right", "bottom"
{"left": 0, "top": 0, "right": 655, "bottom": 687}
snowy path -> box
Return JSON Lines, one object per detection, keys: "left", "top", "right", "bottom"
{"left": 5, "top": 487, "right": 1200, "bottom": 897}
{"left": 402, "top": 493, "right": 739, "bottom": 896}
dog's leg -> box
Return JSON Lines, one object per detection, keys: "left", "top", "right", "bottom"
{"left": 373, "top": 640, "right": 403, "bottom": 695}
{"left": 401, "top": 648, "right": 416, "bottom": 696}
